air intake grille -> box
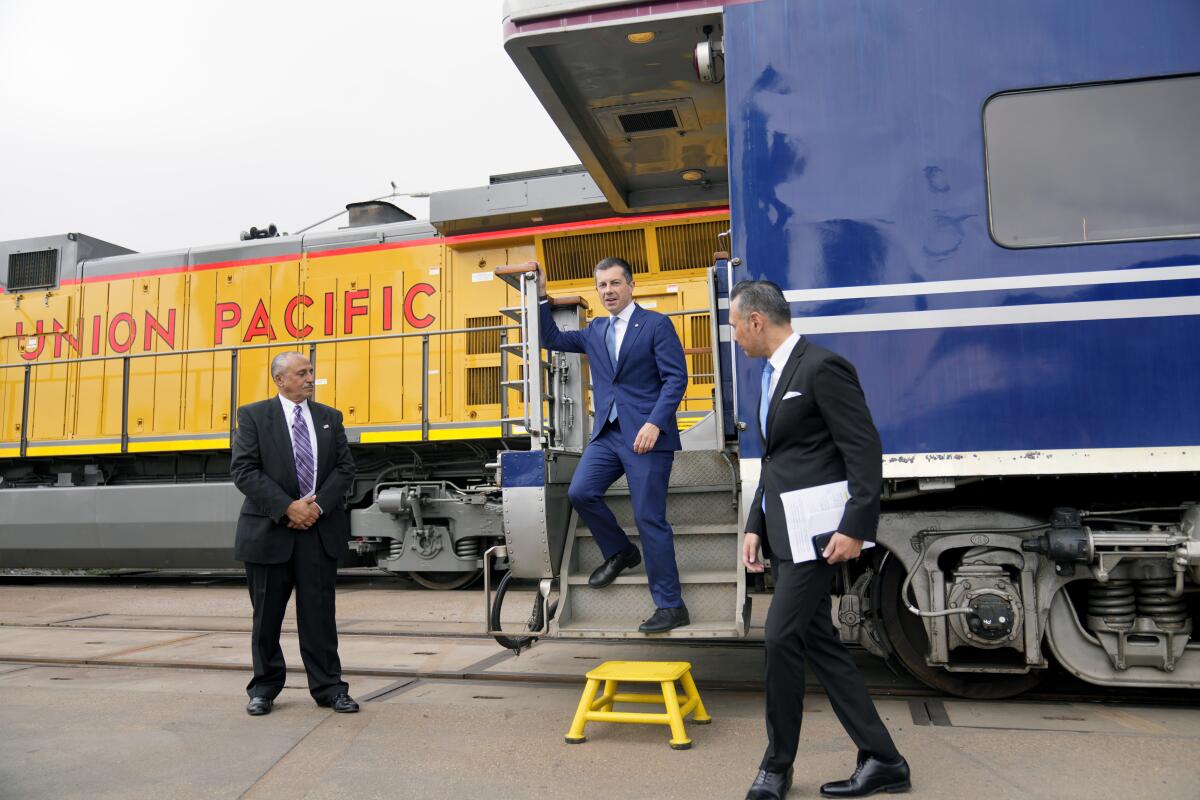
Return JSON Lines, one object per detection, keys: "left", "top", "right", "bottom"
{"left": 689, "top": 314, "right": 713, "bottom": 385}
{"left": 618, "top": 109, "right": 679, "bottom": 134}
{"left": 542, "top": 228, "right": 648, "bottom": 282}
{"left": 7, "top": 249, "right": 57, "bottom": 291}
{"left": 466, "top": 315, "right": 502, "bottom": 355}
{"left": 656, "top": 220, "right": 726, "bottom": 271}
{"left": 467, "top": 366, "right": 501, "bottom": 405}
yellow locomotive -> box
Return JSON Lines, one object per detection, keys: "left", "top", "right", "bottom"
{"left": 0, "top": 166, "right": 727, "bottom": 587}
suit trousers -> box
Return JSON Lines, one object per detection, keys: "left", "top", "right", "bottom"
{"left": 761, "top": 554, "right": 899, "bottom": 772}
{"left": 566, "top": 421, "right": 682, "bottom": 609}
{"left": 244, "top": 527, "right": 347, "bottom": 703}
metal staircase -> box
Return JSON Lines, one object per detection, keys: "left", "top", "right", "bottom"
{"left": 488, "top": 263, "right": 746, "bottom": 642}
{"left": 555, "top": 449, "right": 744, "bottom": 638}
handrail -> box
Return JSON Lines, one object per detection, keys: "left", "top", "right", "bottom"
{"left": 4, "top": 303, "right": 722, "bottom": 457}
{"left": 0, "top": 323, "right": 519, "bottom": 370}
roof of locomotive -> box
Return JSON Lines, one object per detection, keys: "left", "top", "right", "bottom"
{"left": 1, "top": 167, "right": 629, "bottom": 285}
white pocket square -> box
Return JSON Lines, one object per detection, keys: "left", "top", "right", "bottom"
{"left": 782, "top": 390, "right": 804, "bottom": 400}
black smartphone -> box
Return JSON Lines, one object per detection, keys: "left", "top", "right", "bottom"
{"left": 812, "top": 531, "right": 835, "bottom": 562}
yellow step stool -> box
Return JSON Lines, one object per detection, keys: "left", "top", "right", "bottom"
{"left": 565, "top": 660, "right": 711, "bottom": 750}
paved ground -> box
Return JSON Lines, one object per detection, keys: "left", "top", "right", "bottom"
{"left": 1, "top": 575, "right": 1199, "bottom": 799}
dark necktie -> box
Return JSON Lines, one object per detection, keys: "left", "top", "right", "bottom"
{"left": 292, "top": 404, "right": 315, "bottom": 497}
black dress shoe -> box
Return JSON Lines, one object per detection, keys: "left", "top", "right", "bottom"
{"left": 588, "top": 547, "right": 641, "bottom": 588}
{"left": 246, "top": 696, "right": 272, "bottom": 716}
{"left": 318, "top": 693, "right": 360, "bottom": 713}
{"left": 638, "top": 605, "right": 690, "bottom": 633}
{"left": 820, "top": 755, "right": 910, "bottom": 797}
{"left": 746, "top": 767, "right": 793, "bottom": 800}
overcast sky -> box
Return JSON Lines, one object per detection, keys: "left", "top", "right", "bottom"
{"left": 0, "top": 1, "right": 578, "bottom": 252}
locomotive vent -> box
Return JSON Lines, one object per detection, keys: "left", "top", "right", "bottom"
{"left": 657, "top": 220, "right": 726, "bottom": 271}
{"left": 7, "top": 249, "right": 58, "bottom": 291}
{"left": 542, "top": 228, "right": 648, "bottom": 282}
{"left": 593, "top": 98, "right": 701, "bottom": 141}
{"left": 466, "top": 315, "right": 503, "bottom": 406}
{"left": 688, "top": 314, "right": 714, "bottom": 385}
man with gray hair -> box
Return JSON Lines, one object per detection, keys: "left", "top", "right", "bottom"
{"left": 729, "top": 281, "right": 909, "bottom": 799}
{"left": 230, "top": 351, "right": 358, "bottom": 716}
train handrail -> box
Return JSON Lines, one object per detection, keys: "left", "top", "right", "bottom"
{"left": 2, "top": 306, "right": 718, "bottom": 457}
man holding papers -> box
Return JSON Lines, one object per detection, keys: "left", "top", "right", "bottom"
{"left": 730, "top": 281, "right": 909, "bottom": 800}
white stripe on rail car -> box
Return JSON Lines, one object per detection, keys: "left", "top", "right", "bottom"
{"left": 789, "top": 295, "right": 1200, "bottom": 334}
{"left": 780, "top": 263, "right": 1200, "bottom": 302}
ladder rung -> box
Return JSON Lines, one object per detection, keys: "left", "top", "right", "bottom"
{"left": 500, "top": 343, "right": 525, "bottom": 353}
{"left": 499, "top": 306, "right": 525, "bottom": 321}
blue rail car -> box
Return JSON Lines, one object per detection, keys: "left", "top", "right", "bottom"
{"left": 504, "top": 0, "right": 1200, "bottom": 696}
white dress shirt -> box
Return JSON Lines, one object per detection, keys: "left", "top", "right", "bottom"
{"left": 609, "top": 301, "right": 638, "bottom": 360}
{"left": 765, "top": 332, "right": 801, "bottom": 401}
{"left": 277, "top": 394, "right": 318, "bottom": 497}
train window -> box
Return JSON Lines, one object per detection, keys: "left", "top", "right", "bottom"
{"left": 984, "top": 74, "right": 1200, "bottom": 248}
{"left": 7, "top": 249, "right": 58, "bottom": 291}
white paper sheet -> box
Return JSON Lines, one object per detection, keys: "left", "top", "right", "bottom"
{"left": 779, "top": 480, "right": 874, "bottom": 563}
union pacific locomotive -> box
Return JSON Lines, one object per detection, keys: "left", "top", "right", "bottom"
{"left": 0, "top": 165, "right": 727, "bottom": 589}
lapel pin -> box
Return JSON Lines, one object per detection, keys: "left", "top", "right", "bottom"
{"left": 323, "top": 424, "right": 330, "bottom": 429}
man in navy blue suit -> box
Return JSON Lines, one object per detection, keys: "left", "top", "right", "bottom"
{"left": 534, "top": 257, "right": 690, "bottom": 633}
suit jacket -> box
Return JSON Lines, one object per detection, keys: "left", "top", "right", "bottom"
{"left": 744, "top": 338, "right": 883, "bottom": 561}
{"left": 539, "top": 299, "right": 687, "bottom": 452}
{"left": 230, "top": 397, "right": 356, "bottom": 563}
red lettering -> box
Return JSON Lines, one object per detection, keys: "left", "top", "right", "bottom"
{"left": 16, "top": 321, "right": 46, "bottom": 361}
{"left": 108, "top": 312, "right": 136, "bottom": 353}
{"left": 285, "top": 294, "right": 313, "bottom": 339}
{"left": 214, "top": 302, "right": 242, "bottom": 345}
{"left": 143, "top": 308, "right": 176, "bottom": 350}
{"left": 91, "top": 315, "right": 102, "bottom": 355}
{"left": 382, "top": 286, "right": 394, "bottom": 331}
{"left": 323, "top": 292, "right": 335, "bottom": 336}
{"left": 343, "top": 288, "right": 369, "bottom": 334}
{"left": 53, "top": 319, "right": 81, "bottom": 358}
{"left": 242, "top": 300, "right": 277, "bottom": 343}
{"left": 403, "top": 283, "right": 436, "bottom": 329}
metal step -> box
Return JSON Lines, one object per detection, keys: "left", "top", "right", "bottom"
{"left": 555, "top": 581, "right": 742, "bottom": 637}
{"left": 552, "top": 449, "right": 745, "bottom": 640}
{"left": 499, "top": 306, "right": 525, "bottom": 321}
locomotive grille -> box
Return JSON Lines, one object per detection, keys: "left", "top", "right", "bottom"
{"left": 542, "top": 228, "right": 648, "bottom": 282}
{"left": 7, "top": 249, "right": 57, "bottom": 291}
{"left": 467, "top": 366, "right": 501, "bottom": 405}
{"left": 617, "top": 108, "right": 679, "bottom": 134}
{"left": 466, "top": 315, "right": 502, "bottom": 355}
{"left": 656, "top": 220, "right": 726, "bottom": 271}
{"left": 689, "top": 314, "right": 714, "bottom": 385}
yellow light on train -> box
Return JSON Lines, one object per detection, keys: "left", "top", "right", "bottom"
{"left": 626, "top": 31, "right": 656, "bottom": 44}
{"left": 680, "top": 169, "right": 706, "bottom": 182}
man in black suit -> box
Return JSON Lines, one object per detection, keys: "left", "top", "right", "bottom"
{"left": 730, "top": 282, "right": 909, "bottom": 799}
{"left": 230, "top": 351, "right": 358, "bottom": 716}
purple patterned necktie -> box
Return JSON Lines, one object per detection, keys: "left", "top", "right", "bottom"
{"left": 292, "top": 404, "right": 315, "bottom": 497}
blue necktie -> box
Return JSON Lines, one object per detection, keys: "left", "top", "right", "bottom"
{"left": 605, "top": 317, "right": 619, "bottom": 422}
{"left": 759, "top": 362, "right": 774, "bottom": 513}
{"left": 292, "top": 404, "right": 316, "bottom": 497}
{"left": 759, "top": 362, "right": 774, "bottom": 440}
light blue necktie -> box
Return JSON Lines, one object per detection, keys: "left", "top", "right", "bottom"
{"left": 605, "top": 317, "right": 619, "bottom": 422}
{"left": 759, "top": 362, "right": 774, "bottom": 514}
{"left": 759, "top": 361, "right": 774, "bottom": 439}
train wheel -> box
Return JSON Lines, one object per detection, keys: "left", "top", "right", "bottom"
{"left": 408, "top": 569, "right": 482, "bottom": 591}
{"left": 877, "top": 553, "right": 1044, "bottom": 699}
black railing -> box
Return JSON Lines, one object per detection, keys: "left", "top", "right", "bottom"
{"left": 2, "top": 324, "right": 516, "bottom": 457}
{"left": 3, "top": 305, "right": 721, "bottom": 457}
